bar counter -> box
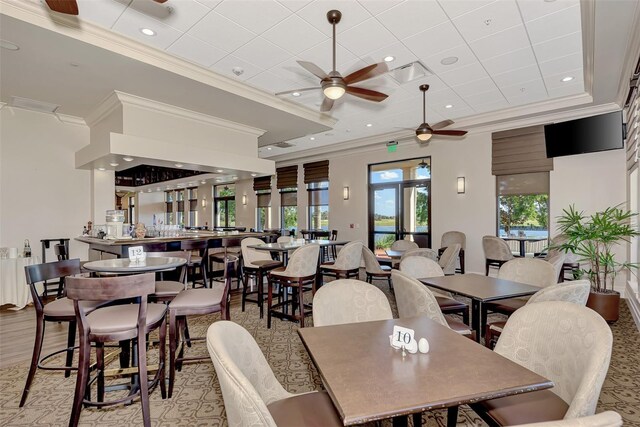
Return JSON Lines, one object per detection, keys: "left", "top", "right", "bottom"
{"left": 76, "top": 231, "right": 273, "bottom": 258}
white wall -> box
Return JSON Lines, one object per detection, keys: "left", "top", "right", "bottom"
{"left": 136, "top": 191, "right": 165, "bottom": 227}
{"left": 234, "top": 179, "right": 255, "bottom": 229}
{"left": 0, "top": 108, "right": 91, "bottom": 260}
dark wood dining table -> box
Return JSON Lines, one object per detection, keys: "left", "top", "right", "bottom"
{"left": 419, "top": 274, "right": 540, "bottom": 342}
{"left": 298, "top": 316, "right": 553, "bottom": 426}
{"left": 248, "top": 240, "right": 348, "bottom": 265}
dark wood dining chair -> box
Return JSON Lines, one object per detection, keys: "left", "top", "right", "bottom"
{"left": 180, "top": 239, "right": 208, "bottom": 288}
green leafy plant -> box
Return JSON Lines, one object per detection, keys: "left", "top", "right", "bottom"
{"left": 554, "top": 204, "right": 639, "bottom": 293}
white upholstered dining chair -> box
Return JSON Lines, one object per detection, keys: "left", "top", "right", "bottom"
{"left": 438, "top": 243, "right": 461, "bottom": 275}
{"left": 391, "top": 239, "right": 419, "bottom": 251}
{"left": 512, "top": 411, "right": 622, "bottom": 427}
{"left": 483, "top": 235, "right": 515, "bottom": 275}
{"left": 400, "top": 248, "right": 438, "bottom": 262}
{"left": 361, "top": 246, "right": 392, "bottom": 289}
{"left": 319, "top": 241, "right": 363, "bottom": 280}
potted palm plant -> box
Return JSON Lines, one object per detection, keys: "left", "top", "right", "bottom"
{"left": 554, "top": 204, "right": 638, "bottom": 322}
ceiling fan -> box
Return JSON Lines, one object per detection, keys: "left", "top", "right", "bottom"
{"left": 276, "top": 10, "right": 389, "bottom": 112}
{"left": 44, "top": 0, "right": 167, "bottom": 16}
{"left": 412, "top": 84, "right": 467, "bottom": 142}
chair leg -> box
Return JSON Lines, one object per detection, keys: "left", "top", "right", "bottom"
{"left": 158, "top": 318, "right": 167, "bottom": 399}
{"left": 258, "top": 270, "right": 264, "bottom": 319}
{"left": 20, "top": 314, "right": 45, "bottom": 407}
{"left": 183, "top": 318, "right": 192, "bottom": 348}
{"left": 69, "top": 333, "right": 90, "bottom": 427}
{"left": 64, "top": 320, "right": 76, "bottom": 378}
{"left": 462, "top": 308, "right": 469, "bottom": 326}
{"left": 241, "top": 272, "right": 248, "bottom": 312}
{"left": 387, "top": 276, "right": 393, "bottom": 290}
{"left": 136, "top": 330, "right": 151, "bottom": 427}
{"left": 485, "top": 261, "right": 489, "bottom": 276}
{"left": 267, "top": 280, "right": 273, "bottom": 329}
{"left": 298, "top": 285, "right": 305, "bottom": 328}
{"left": 95, "top": 343, "right": 105, "bottom": 402}
{"left": 168, "top": 310, "right": 177, "bottom": 399}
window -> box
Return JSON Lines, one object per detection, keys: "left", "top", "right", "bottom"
{"left": 176, "top": 190, "right": 185, "bottom": 226}
{"left": 308, "top": 181, "right": 328, "bottom": 230}
{"left": 497, "top": 172, "right": 549, "bottom": 255}
{"left": 188, "top": 187, "right": 197, "bottom": 227}
{"left": 214, "top": 185, "right": 236, "bottom": 228}
{"left": 128, "top": 195, "right": 135, "bottom": 225}
{"left": 280, "top": 189, "right": 297, "bottom": 232}
{"left": 165, "top": 191, "right": 174, "bottom": 225}
{"left": 256, "top": 190, "right": 271, "bottom": 231}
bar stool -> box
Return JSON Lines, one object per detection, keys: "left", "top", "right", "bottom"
{"left": 241, "top": 237, "right": 283, "bottom": 318}
{"left": 65, "top": 273, "right": 167, "bottom": 427}
{"left": 146, "top": 251, "right": 190, "bottom": 303}
{"left": 267, "top": 244, "right": 320, "bottom": 328}
{"left": 209, "top": 237, "right": 242, "bottom": 287}
{"left": 180, "top": 239, "right": 208, "bottom": 288}
{"left": 320, "top": 241, "right": 363, "bottom": 282}
{"left": 167, "top": 256, "right": 234, "bottom": 397}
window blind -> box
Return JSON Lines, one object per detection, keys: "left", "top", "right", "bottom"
{"left": 303, "top": 160, "right": 329, "bottom": 184}
{"left": 497, "top": 172, "right": 550, "bottom": 196}
{"left": 253, "top": 176, "right": 272, "bottom": 192}
{"left": 257, "top": 193, "right": 271, "bottom": 208}
{"left": 281, "top": 191, "right": 297, "bottom": 206}
{"left": 276, "top": 165, "right": 298, "bottom": 189}
{"left": 626, "top": 82, "right": 639, "bottom": 171}
{"left": 492, "top": 125, "right": 553, "bottom": 176}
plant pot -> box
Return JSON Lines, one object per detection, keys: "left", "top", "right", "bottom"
{"left": 586, "top": 290, "right": 620, "bottom": 322}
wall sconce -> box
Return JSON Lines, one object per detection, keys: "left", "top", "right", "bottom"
{"left": 457, "top": 177, "right": 466, "bottom": 194}
{"left": 343, "top": 186, "right": 350, "bottom": 200}
{"left": 242, "top": 194, "right": 247, "bottom": 205}
{"left": 201, "top": 199, "right": 207, "bottom": 208}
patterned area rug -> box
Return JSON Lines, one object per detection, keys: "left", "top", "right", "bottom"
{"left": 1, "top": 277, "right": 639, "bottom": 426}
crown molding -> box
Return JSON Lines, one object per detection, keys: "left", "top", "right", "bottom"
{"left": 0, "top": 0, "right": 336, "bottom": 129}
{"left": 614, "top": 0, "right": 640, "bottom": 107}
{"left": 84, "top": 92, "right": 122, "bottom": 127}
{"left": 581, "top": 0, "right": 596, "bottom": 97}
{"left": 0, "top": 103, "right": 87, "bottom": 125}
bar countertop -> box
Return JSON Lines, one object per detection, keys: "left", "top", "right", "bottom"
{"left": 75, "top": 230, "right": 262, "bottom": 246}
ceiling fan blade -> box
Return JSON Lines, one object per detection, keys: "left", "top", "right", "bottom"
{"left": 345, "top": 86, "right": 389, "bottom": 102}
{"left": 343, "top": 62, "right": 389, "bottom": 85}
{"left": 430, "top": 119, "right": 454, "bottom": 130}
{"left": 45, "top": 0, "right": 79, "bottom": 15}
{"left": 275, "top": 87, "right": 321, "bottom": 96}
{"left": 297, "top": 61, "right": 328, "bottom": 80}
{"left": 432, "top": 129, "right": 468, "bottom": 136}
{"left": 320, "top": 97, "right": 334, "bottom": 112}
{"left": 152, "top": 0, "right": 169, "bottom": 2}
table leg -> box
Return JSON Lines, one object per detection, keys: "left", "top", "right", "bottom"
{"left": 392, "top": 416, "right": 408, "bottom": 427}
{"left": 520, "top": 240, "right": 525, "bottom": 257}
{"left": 447, "top": 406, "right": 459, "bottom": 427}
{"left": 471, "top": 299, "right": 482, "bottom": 343}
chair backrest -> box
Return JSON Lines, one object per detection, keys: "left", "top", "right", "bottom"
{"left": 180, "top": 239, "right": 208, "bottom": 251}
{"left": 207, "top": 321, "right": 290, "bottom": 427}
{"left": 441, "top": 231, "right": 466, "bottom": 250}
{"left": 282, "top": 244, "right": 320, "bottom": 277}
{"left": 66, "top": 272, "right": 156, "bottom": 302}
{"left": 438, "top": 243, "right": 461, "bottom": 275}
{"left": 333, "top": 241, "right": 363, "bottom": 270}
{"left": 510, "top": 411, "right": 622, "bottom": 427}
{"left": 276, "top": 236, "right": 292, "bottom": 244}
{"left": 527, "top": 280, "right": 590, "bottom": 306}
{"left": 400, "top": 248, "right": 438, "bottom": 262}
{"left": 547, "top": 234, "right": 579, "bottom": 264}
{"left": 241, "top": 237, "right": 272, "bottom": 267}
{"left": 54, "top": 243, "right": 69, "bottom": 261}
{"left": 496, "top": 301, "right": 612, "bottom": 418}
{"left": 313, "top": 279, "right": 392, "bottom": 327}
{"left": 483, "top": 236, "right": 514, "bottom": 261}
{"left": 391, "top": 239, "right": 419, "bottom": 251}
{"left": 546, "top": 253, "right": 566, "bottom": 283}
{"left": 390, "top": 270, "right": 448, "bottom": 327}
{"left": 399, "top": 256, "right": 444, "bottom": 279}
{"left": 361, "top": 246, "right": 384, "bottom": 274}
{"left": 24, "top": 259, "right": 82, "bottom": 311}
{"left": 330, "top": 230, "right": 338, "bottom": 241}
{"left": 146, "top": 251, "right": 190, "bottom": 283}
{"left": 498, "top": 258, "right": 557, "bottom": 288}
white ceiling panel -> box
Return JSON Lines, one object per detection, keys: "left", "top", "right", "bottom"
{"left": 278, "top": 0, "right": 315, "bottom": 13}
{"left": 214, "top": 0, "right": 291, "bottom": 35}
{"left": 167, "top": 34, "right": 228, "bottom": 67}
{"left": 232, "top": 37, "right": 292, "bottom": 70}
{"left": 75, "top": 0, "right": 130, "bottom": 29}
{"left": 127, "top": 0, "right": 210, "bottom": 32}
{"left": 538, "top": 53, "right": 583, "bottom": 77}
{"left": 196, "top": 0, "right": 223, "bottom": 9}
{"left": 295, "top": 39, "right": 358, "bottom": 72}
{"left": 532, "top": 31, "right": 582, "bottom": 63}
{"left": 493, "top": 64, "right": 542, "bottom": 87}
{"left": 246, "top": 70, "right": 304, "bottom": 93}
{"left": 452, "top": 0, "right": 522, "bottom": 42}
{"left": 296, "top": 0, "right": 372, "bottom": 35}
{"left": 464, "top": 89, "right": 508, "bottom": 108}
{"left": 452, "top": 77, "right": 499, "bottom": 97}
{"left": 402, "top": 21, "right": 466, "bottom": 61}
{"left": 543, "top": 68, "right": 583, "bottom": 89}
{"left": 210, "top": 54, "right": 263, "bottom": 81}
{"left": 525, "top": 4, "right": 581, "bottom": 45}
{"left": 399, "top": 75, "right": 451, "bottom": 97}
{"left": 375, "top": 1, "right": 449, "bottom": 40}
{"left": 469, "top": 24, "right": 530, "bottom": 60}
{"left": 188, "top": 11, "right": 256, "bottom": 52}
{"left": 437, "top": 0, "right": 496, "bottom": 19}
{"left": 547, "top": 81, "right": 585, "bottom": 98}
{"left": 362, "top": 42, "right": 418, "bottom": 69}
{"left": 262, "top": 15, "right": 328, "bottom": 55}
{"left": 423, "top": 44, "right": 479, "bottom": 75}
{"left": 437, "top": 62, "right": 490, "bottom": 87}
{"left": 357, "top": 0, "right": 398, "bottom": 16}
{"left": 481, "top": 47, "right": 536, "bottom": 75}
{"left": 517, "top": 0, "right": 579, "bottom": 23}
{"left": 112, "top": 7, "right": 183, "bottom": 50}
{"left": 267, "top": 58, "right": 321, "bottom": 87}
{"left": 339, "top": 18, "right": 397, "bottom": 57}
{"left": 471, "top": 98, "right": 510, "bottom": 113}
{"left": 500, "top": 78, "right": 547, "bottom": 99}
{"left": 507, "top": 89, "right": 548, "bottom": 106}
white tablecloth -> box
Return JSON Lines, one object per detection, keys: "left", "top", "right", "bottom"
{"left": 0, "top": 256, "right": 41, "bottom": 309}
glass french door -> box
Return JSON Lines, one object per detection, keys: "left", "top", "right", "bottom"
{"left": 371, "top": 186, "right": 399, "bottom": 256}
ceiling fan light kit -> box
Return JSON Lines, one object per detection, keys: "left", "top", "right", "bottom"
{"left": 413, "top": 84, "right": 467, "bottom": 143}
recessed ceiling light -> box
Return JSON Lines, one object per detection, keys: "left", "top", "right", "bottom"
{"left": 200, "top": 180, "right": 206, "bottom": 184}
{"left": 147, "top": 189, "right": 152, "bottom": 192}
{"left": 366, "top": 123, "right": 373, "bottom": 127}
{"left": 232, "top": 176, "right": 238, "bottom": 180}
{"left": 216, "top": 169, "right": 224, "bottom": 173}
{"left": 156, "top": 187, "right": 161, "bottom": 191}
{"left": 216, "top": 179, "right": 222, "bottom": 182}
{"left": 109, "top": 162, "right": 119, "bottom": 167}
{"left": 445, "top": 104, "right": 453, "bottom": 109}
{"left": 561, "top": 76, "right": 574, "bottom": 82}
{"left": 251, "top": 173, "right": 257, "bottom": 177}
{"left": 0, "top": 40, "right": 19, "bottom": 51}
{"left": 123, "top": 156, "right": 134, "bottom": 162}
{"left": 140, "top": 28, "right": 156, "bottom": 36}
{"left": 267, "top": 147, "right": 272, "bottom": 150}
{"left": 384, "top": 56, "right": 395, "bottom": 62}
{"left": 98, "top": 167, "right": 105, "bottom": 171}
{"left": 440, "top": 56, "right": 459, "bottom": 66}
{"left": 292, "top": 92, "right": 301, "bottom": 97}
{"left": 310, "top": 137, "right": 315, "bottom": 140}
{"left": 166, "top": 186, "right": 171, "bottom": 190}
{"left": 174, "top": 163, "right": 184, "bottom": 168}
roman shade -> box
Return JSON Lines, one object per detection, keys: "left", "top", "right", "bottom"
{"left": 276, "top": 166, "right": 298, "bottom": 189}
{"left": 497, "top": 172, "right": 550, "bottom": 196}
{"left": 303, "top": 160, "right": 329, "bottom": 184}
{"left": 165, "top": 191, "right": 173, "bottom": 213}
{"left": 253, "top": 176, "right": 272, "bottom": 192}
{"left": 626, "top": 81, "right": 639, "bottom": 171}
{"left": 257, "top": 193, "right": 271, "bottom": 208}
{"left": 492, "top": 126, "right": 553, "bottom": 176}
{"left": 281, "top": 191, "right": 297, "bottom": 206}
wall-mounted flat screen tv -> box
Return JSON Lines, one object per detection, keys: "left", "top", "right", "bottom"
{"left": 544, "top": 111, "right": 624, "bottom": 158}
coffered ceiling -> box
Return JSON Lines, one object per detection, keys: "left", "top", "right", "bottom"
{"left": 2, "top": 0, "right": 639, "bottom": 158}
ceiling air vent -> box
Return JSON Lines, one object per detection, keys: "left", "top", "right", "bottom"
{"left": 274, "top": 142, "right": 295, "bottom": 148}
{"left": 10, "top": 96, "right": 60, "bottom": 114}
{"left": 389, "top": 61, "right": 432, "bottom": 84}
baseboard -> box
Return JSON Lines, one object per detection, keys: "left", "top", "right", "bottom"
{"left": 625, "top": 282, "right": 640, "bottom": 331}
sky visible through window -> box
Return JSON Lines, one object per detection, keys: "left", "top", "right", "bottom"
{"left": 371, "top": 167, "right": 430, "bottom": 216}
